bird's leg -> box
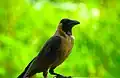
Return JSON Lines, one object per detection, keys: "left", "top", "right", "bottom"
{"left": 49, "top": 67, "right": 72, "bottom": 78}
{"left": 49, "top": 67, "right": 59, "bottom": 76}
{"left": 43, "top": 71, "right": 48, "bottom": 78}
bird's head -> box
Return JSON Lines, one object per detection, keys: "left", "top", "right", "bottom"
{"left": 59, "top": 18, "right": 80, "bottom": 35}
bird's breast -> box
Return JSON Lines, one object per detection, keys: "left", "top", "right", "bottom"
{"left": 60, "top": 35, "right": 74, "bottom": 58}
{"left": 52, "top": 30, "right": 74, "bottom": 67}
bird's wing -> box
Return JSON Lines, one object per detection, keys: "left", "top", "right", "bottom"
{"left": 22, "top": 36, "right": 62, "bottom": 77}
{"left": 37, "top": 36, "right": 62, "bottom": 63}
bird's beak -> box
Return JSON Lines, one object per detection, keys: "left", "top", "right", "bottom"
{"left": 69, "top": 20, "right": 80, "bottom": 26}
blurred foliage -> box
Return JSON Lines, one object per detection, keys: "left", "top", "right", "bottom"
{"left": 0, "top": 0, "right": 120, "bottom": 78}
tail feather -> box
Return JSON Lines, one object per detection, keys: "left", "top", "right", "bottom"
{"left": 18, "top": 57, "right": 36, "bottom": 78}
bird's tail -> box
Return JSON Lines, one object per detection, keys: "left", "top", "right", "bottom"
{"left": 17, "top": 57, "right": 35, "bottom": 78}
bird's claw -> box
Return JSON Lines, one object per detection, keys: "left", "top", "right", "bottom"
{"left": 54, "top": 75, "right": 72, "bottom": 78}
{"left": 67, "top": 76, "right": 72, "bottom": 78}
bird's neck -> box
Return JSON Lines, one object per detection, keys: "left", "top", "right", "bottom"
{"left": 55, "top": 26, "right": 72, "bottom": 38}
{"left": 55, "top": 26, "right": 72, "bottom": 37}
{"left": 66, "top": 30, "right": 72, "bottom": 36}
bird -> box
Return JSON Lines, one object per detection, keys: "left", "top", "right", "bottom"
{"left": 18, "top": 18, "right": 80, "bottom": 78}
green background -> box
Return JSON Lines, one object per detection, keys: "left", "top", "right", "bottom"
{"left": 0, "top": 0, "right": 120, "bottom": 78}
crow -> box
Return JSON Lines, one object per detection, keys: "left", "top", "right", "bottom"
{"left": 18, "top": 18, "right": 80, "bottom": 78}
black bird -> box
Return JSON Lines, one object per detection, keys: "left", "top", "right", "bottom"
{"left": 18, "top": 18, "right": 80, "bottom": 78}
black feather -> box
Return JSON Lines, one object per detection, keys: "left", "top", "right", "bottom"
{"left": 17, "top": 57, "right": 36, "bottom": 78}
